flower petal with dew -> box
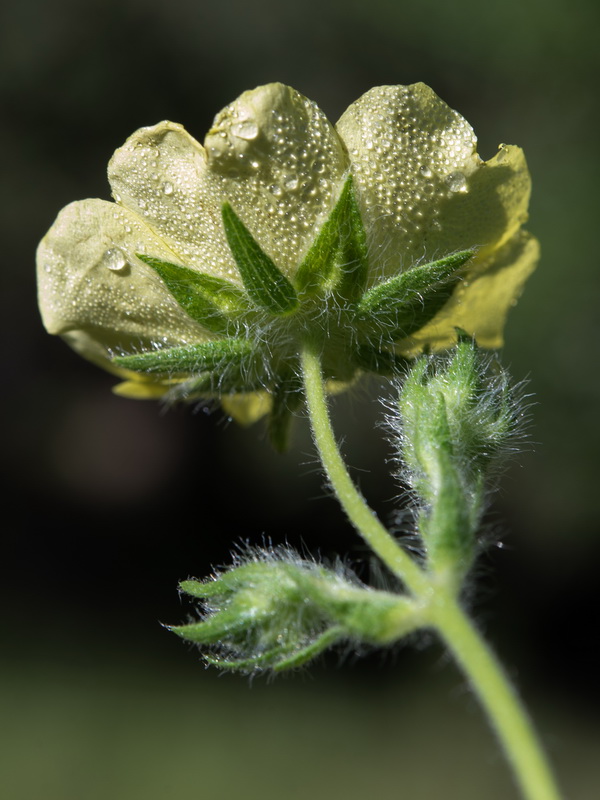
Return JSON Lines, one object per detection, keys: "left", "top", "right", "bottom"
{"left": 337, "top": 84, "right": 538, "bottom": 350}
{"left": 37, "top": 82, "right": 538, "bottom": 432}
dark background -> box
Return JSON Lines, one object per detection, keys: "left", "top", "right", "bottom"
{"left": 2, "top": 0, "right": 599, "bottom": 797}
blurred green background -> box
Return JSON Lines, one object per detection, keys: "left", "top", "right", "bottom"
{"left": 2, "top": 0, "right": 599, "bottom": 797}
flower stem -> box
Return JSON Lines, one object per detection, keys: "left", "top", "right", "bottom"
{"left": 299, "top": 340, "right": 429, "bottom": 596}
{"left": 299, "top": 340, "right": 562, "bottom": 800}
{"left": 431, "top": 597, "right": 562, "bottom": 800}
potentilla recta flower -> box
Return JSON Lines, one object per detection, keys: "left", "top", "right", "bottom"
{"left": 37, "top": 82, "right": 538, "bottom": 439}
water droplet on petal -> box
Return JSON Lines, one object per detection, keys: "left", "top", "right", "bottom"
{"left": 446, "top": 171, "right": 468, "bottom": 193}
{"left": 102, "top": 248, "right": 127, "bottom": 272}
{"left": 231, "top": 121, "right": 259, "bottom": 141}
{"left": 162, "top": 181, "right": 174, "bottom": 195}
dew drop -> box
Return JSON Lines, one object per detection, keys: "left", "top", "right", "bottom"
{"left": 231, "top": 121, "right": 259, "bottom": 141}
{"left": 102, "top": 248, "right": 127, "bottom": 272}
{"left": 138, "top": 198, "right": 147, "bottom": 209}
{"left": 162, "top": 181, "right": 174, "bottom": 195}
{"left": 419, "top": 164, "right": 433, "bottom": 178}
{"left": 284, "top": 175, "right": 299, "bottom": 190}
{"left": 446, "top": 172, "right": 468, "bottom": 193}
{"left": 270, "top": 184, "right": 283, "bottom": 197}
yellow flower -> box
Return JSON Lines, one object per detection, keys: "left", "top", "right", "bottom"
{"left": 37, "top": 82, "right": 537, "bottom": 417}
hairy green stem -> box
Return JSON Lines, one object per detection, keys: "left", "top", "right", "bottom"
{"left": 432, "top": 597, "right": 561, "bottom": 800}
{"left": 300, "top": 340, "right": 429, "bottom": 596}
{"left": 299, "top": 340, "right": 562, "bottom": 800}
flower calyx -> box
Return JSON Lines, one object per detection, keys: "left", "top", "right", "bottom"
{"left": 114, "top": 176, "right": 474, "bottom": 449}
{"left": 170, "top": 548, "right": 422, "bottom": 674}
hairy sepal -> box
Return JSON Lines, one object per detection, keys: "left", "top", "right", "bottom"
{"left": 113, "top": 337, "right": 256, "bottom": 376}
{"left": 222, "top": 202, "right": 299, "bottom": 315}
{"left": 294, "top": 175, "right": 369, "bottom": 301}
{"left": 354, "top": 250, "right": 474, "bottom": 341}
{"left": 137, "top": 254, "right": 251, "bottom": 335}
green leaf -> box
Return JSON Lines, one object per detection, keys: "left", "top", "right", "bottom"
{"left": 113, "top": 337, "right": 255, "bottom": 375}
{"left": 222, "top": 203, "right": 299, "bottom": 315}
{"left": 137, "top": 254, "right": 250, "bottom": 334}
{"left": 355, "top": 250, "right": 474, "bottom": 340}
{"left": 295, "top": 175, "right": 370, "bottom": 301}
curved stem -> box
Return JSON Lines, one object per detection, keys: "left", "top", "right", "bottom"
{"left": 300, "top": 340, "right": 429, "bottom": 596}
{"left": 432, "top": 597, "right": 562, "bottom": 800}
{"left": 299, "top": 340, "right": 562, "bottom": 800}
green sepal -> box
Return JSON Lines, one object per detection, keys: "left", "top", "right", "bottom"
{"left": 222, "top": 203, "right": 299, "bottom": 315}
{"left": 179, "top": 566, "right": 271, "bottom": 599}
{"left": 169, "top": 613, "right": 250, "bottom": 644}
{"left": 165, "top": 363, "right": 268, "bottom": 403}
{"left": 336, "top": 175, "right": 370, "bottom": 301}
{"left": 354, "top": 250, "right": 474, "bottom": 341}
{"left": 351, "top": 345, "right": 410, "bottom": 377}
{"left": 202, "top": 627, "right": 345, "bottom": 673}
{"left": 271, "top": 627, "right": 345, "bottom": 671}
{"left": 266, "top": 370, "right": 303, "bottom": 453}
{"left": 415, "top": 392, "right": 478, "bottom": 571}
{"left": 179, "top": 578, "right": 223, "bottom": 599}
{"left": 137, "top": 254, "right": 250, "bottom": 335}
{"left": 113, "top": 337, "right": 255, "bottom": 376}
{"left": 204, "top": 647, "right": 289, "bottom": 672}
{"left": 294, "top": 175, "right": 368, "bottom": 300}
{"left": 294, "top": 178, "right": 349, "bottom": 295}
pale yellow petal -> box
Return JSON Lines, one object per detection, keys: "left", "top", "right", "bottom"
{"left": 221, "top": 392, "right": 272, "bottom": 425}
{"left": 108, "top": 84, "right": 349, "bottom": 281}
{"left": 107, "top": 121, "right": 237, "bottom": 281}
{"left": 112, "top": 379, "right": 172, "bottom": 399}
{"left": 36, "top": 199, "right": 208, "bottom": 371}
{"left": 397, "top": 231, "right": 540, "bottom": 353}
{"left": 336, "top": 84, "right": 531, "bottom": 280}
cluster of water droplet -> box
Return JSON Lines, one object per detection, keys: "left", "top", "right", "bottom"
{"left": 107, "top": 121, "right": 238, "bottom": 285}
{"left": 204, "top": 84, "right": 348, "bottom": 276}
{"left": 37, "top": 196, "right": 210, "bottom": 359}
{"left": 337, "top": 84, "right": 477, "bottom": 272}
{"left": 106, "top": 85, "right": 349, "bottom": 285}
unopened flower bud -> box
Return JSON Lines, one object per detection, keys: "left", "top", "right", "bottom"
{"left": 395, "top": 335, "right": 524, "bottom": 578}
{"left": 170, "top": 547, "right": 421, "bottom": 673}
